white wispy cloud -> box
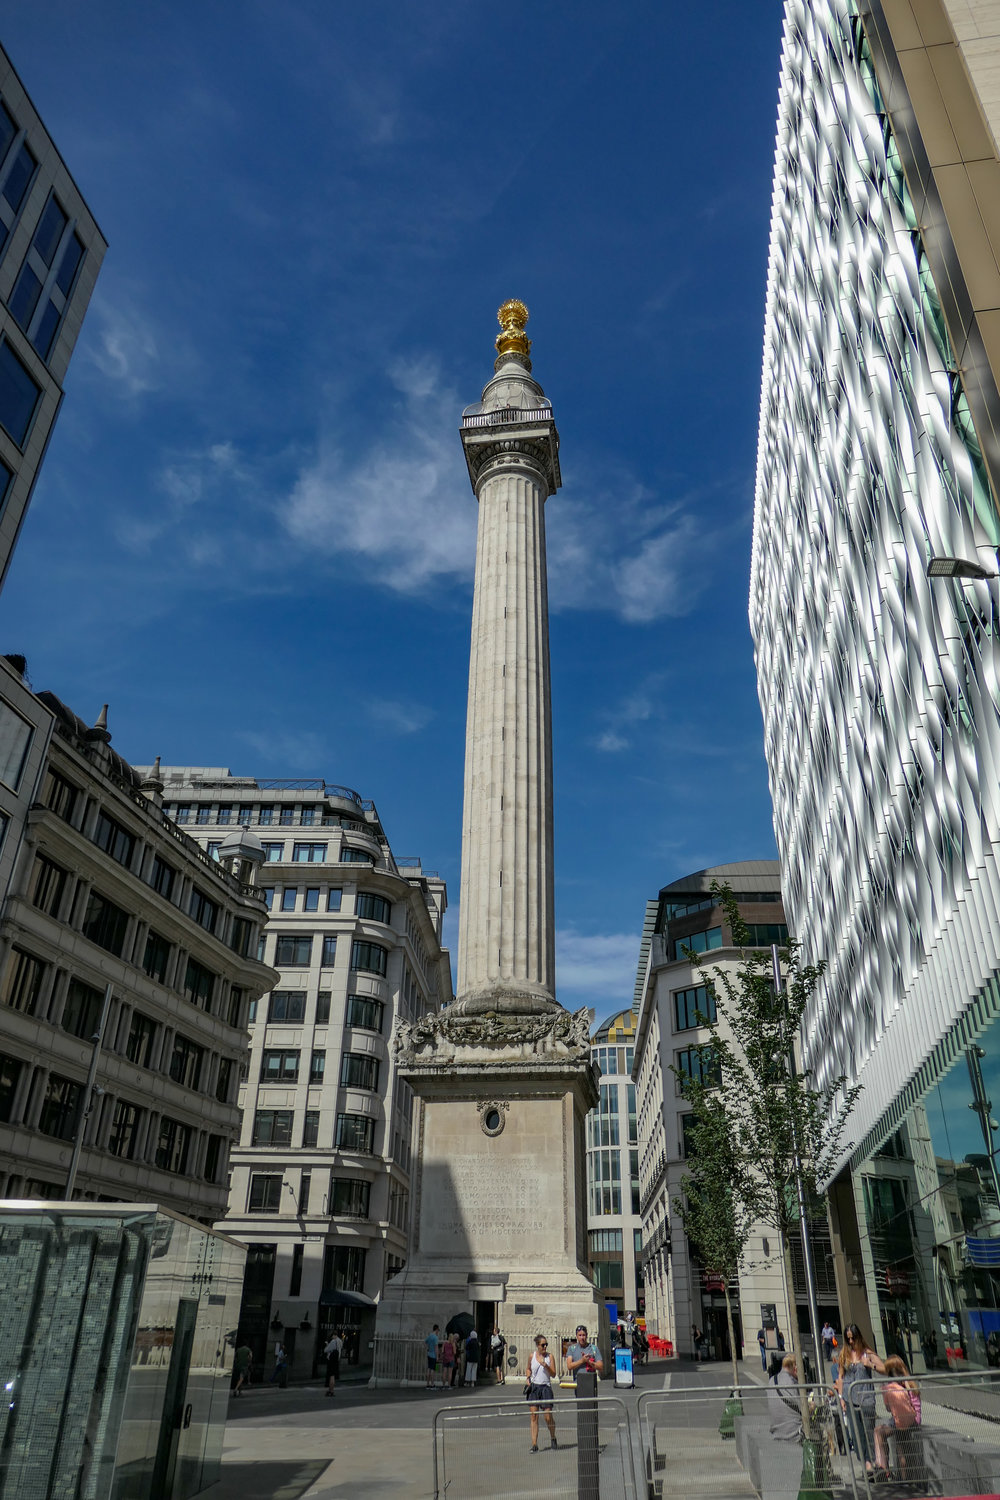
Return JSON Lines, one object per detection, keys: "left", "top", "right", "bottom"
{"left": 367, "top": 698, "right": 434, "bottom": 735}
{"left": 86, "top": 294, "right": 162, "bottom": 395}
{"left": 114, "top": 440, "right": 254, "bottom": 557}
{"left": 238, "top": 727, "right": 328, "bottom": 770}
{"left": 272, "top": 355, "right": 745, "bottom": 625}
{"left": 556, "top": 928, "right": 642, "bottom": 1005}
{"left": 282, "top": 356, "right": 476, "bottom": 594}
{"left": 548, "top": 487, "right": 735, "bottom": 623}
{"left": 594, "top": 678, "right": 663, "bottom": 753}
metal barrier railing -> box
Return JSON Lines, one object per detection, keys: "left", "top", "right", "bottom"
{"left": 843, "top": 1368, "right": 1000, "bottom": 1496}
{"left": 637, "top": 1382, "right": 863, "bottom": 1500}
{"left": 433, "top": 1391, "right": 638, "bottom": 1500}
{"left": 637, "top": 1372, "right": 1000, "bottom": 1500}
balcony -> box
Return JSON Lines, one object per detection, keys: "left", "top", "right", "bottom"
{"left": 461, "top": 404, "right": 554, "bottom": 430}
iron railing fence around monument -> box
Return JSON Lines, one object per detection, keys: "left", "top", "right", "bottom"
{"left": 433, "top": 1392, "right": 637, "bottom": 1500}
{"left": 371, "top": 1328, "right": 601, "bottom": 1389}
{"left": 370, "top": 1335, "right": 427, "bottom": 1386}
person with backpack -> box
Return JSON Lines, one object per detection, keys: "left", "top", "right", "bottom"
{"left": 490, "top": 1326, "right": 506, "bottom": 1384}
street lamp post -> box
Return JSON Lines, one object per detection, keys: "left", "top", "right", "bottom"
{"left": 64, "top": 982, "right": 113, "bottom": 1200}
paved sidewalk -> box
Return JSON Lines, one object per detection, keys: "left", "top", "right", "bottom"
{"left": 197, "top": 1356, "right": 754, "bottom": 1500}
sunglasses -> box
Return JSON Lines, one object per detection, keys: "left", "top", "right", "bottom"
{"left": 539, "top": 1342, "right": 548, "bottom": 1348}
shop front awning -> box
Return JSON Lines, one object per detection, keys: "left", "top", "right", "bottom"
{"left": 318, "top": 1288, "right": 377, "bottom": 1309}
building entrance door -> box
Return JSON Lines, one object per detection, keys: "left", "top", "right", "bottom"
{"left": 474, "top": 1301, "right": 495, "bottom": 1379}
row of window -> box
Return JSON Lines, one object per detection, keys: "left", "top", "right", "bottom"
{"left": 258, "top": 1048, "right": 380, "bottom": 1091}
{"left": 588, "top": 1228, "right": 643, "bottom": 1255}
{"left": 171, "top": 803, "right": 364, "bottom": 831}
{"left": 40, "top": 772, "right": 257, "bottom": 959}
{"left": 593, "top": 1044, "right": 635, "bottom": 1077}
{"left": 251, "top": 1108, "right": 376, "bottom": 1153}
{"left": 586, "top": 1081, "right": 638, "bottom": 1149}
{"left": 255, "top": 888, "right": 390, "bottom": 925}
{"left": 258, "top": 935, "right": 388, "bottom": 976}
{"left": 247, "top": 1171, "right": 373, "bottom": 1217}
{"left": 0, "top": 100, "right": 86, "bottom": 366}
{"left": 0, "top": 1052, "right": 224, "bottom": 1180}
{"left": 659, "top": 891, "right": 781, "bottom": 926}
{"left": 252, "top": 991, "right": 384, "bottom": 1032}
{"left": 3, "top": 950, "right": 241, "bottom": 1101}
{"left": 587, "top": 1146, "right": 641, "bottom": 1217}
{"left": 20, "top": 860, "right": 231, "bottom": 1015}
{"left": 670, "top": 922, "right": 789, "bottom": 961}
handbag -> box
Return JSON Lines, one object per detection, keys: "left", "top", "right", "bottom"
{"left": 523, "top": 1380, "right": 532, "bottom": 1398}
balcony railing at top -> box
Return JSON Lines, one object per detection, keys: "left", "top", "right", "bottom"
{"left": 461, "top": 404, "right": 554, "bottom": 430}
{"left": 89, "top": 764, "right": 266, "bottom": 905}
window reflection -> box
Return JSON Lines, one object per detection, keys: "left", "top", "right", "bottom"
{"left": 859, "top": 1015, "right": 1000, "bottom": 1371}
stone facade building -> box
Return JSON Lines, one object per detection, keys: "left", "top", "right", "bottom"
{"left": 154, "top": 768, "right": 451, "bottom": 1376}
{"left": 0, "top": 692, "right": 275, "bottom": 1221}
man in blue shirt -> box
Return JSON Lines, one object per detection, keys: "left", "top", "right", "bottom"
{"left": 565, "top": 1325, "right": 604, "bottom": 1377}
{"left": 425, "top": 1324, "right": 440, "bottom": 1388}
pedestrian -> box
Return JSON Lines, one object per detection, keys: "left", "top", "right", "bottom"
{"left": 776, "top": 1329, "right": 785, "bottom": 1352}
{"left": 524, "top": 1333, "right": 558, "bottom": 1453}
{"left": 425, "top": 1323, "right": 441, "bottom": 1389}
{"left": 323, "top": 1328, "right": 343, "bottom": 1397}
{"left": 822, "top": 1320, "right": 835, "bottom": 1364}
{"left": 691, "top": 1324, "right": 705, "bottom": 1362}
{"left": 232, "top": 1339, "right": 252, "bottom": 1397}
{"left": 757, "top": 1327, "right": 768, "bottom": 1371}
{"left": 565, "top": 1324, "right": 604, "bottom": 1377}
{"left": 836, "top": 1323, "right": 885, "bottom": 1478}
{"left": 441, "top": 1334, "right": 456, "bottom": 1387}
{"left": 490, "top": 1326, "right": 506, "bottom": 1384}
{"left": 464, "top": 1328, "right": 480, "bottom": 1385}
{"left": 268, "top": 1341, "right": 288, "bottom": 1387}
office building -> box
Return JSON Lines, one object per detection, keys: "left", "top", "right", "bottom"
{"left": 0, "top": 692, "right": 275, "bottom": 1220}
{"left": 633, "top": 864, "right": 840, "bottom": 1359}
{"left": 155, "top": 768, "right": 451, "bottom": 1375}
{"left": 0, "top": 42, "right": 105, "bottom": 590}
{"left": 586, "top": 1008, "right": 644, "bottom": 1320}
{"left": 751, "top": 0, "right": 1000, "bottom": 1365}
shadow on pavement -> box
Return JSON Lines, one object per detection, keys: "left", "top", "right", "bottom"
{"left": 197, "top": 1459, "right": 330, "bottom": 1500}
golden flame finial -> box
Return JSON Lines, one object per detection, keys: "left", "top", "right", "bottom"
{"left": 495, "top": 299, "right": 532, "bottom": 369}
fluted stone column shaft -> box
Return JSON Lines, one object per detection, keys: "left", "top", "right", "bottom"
{"left": 456, "top": 454, "right": 555, "bottom": 1005}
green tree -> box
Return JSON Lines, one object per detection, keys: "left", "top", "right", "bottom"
{"left": 673, "top": 1083, "right": 755, "bottom": 1389}
{"left": 679, "top": 882, "right": 860, "bottom": 1421}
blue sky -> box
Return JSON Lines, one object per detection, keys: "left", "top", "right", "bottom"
{"left": 1, "top": 1, "right": 785, "bottom": 1018}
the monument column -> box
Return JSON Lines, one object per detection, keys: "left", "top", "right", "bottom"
{"left": 456, "top": 299, "right": 559, "bottom": 1012}
{"left": 373, "top": 305, "right": 601, "bottom": 1380}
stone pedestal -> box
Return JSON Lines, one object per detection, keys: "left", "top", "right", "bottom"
{"left": 374, "top": 1005, "right": 600, "bottom": 1355}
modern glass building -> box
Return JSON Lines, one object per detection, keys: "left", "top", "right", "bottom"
{"left": 751, "top": 0, "right": 1000, "bottom": 1368}
{"left": 586, "top": 1008, "right": 643, "bottom": 1318}
{"left": 0, "top": 42, "right": 105, "bottom": 591}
